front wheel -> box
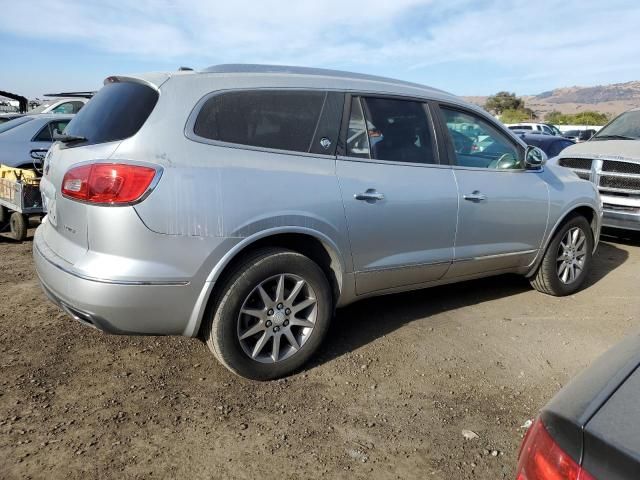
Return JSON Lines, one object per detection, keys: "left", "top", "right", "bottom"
{"left": 204, "top": 248, "right": 333, "bottom": 380}
{"left": 530, "top": 215, "right": 594, "bottom": 296}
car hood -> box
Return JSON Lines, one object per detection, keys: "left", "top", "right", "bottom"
{"left": 559, "top": 139, "right": 640, "bottom": 162}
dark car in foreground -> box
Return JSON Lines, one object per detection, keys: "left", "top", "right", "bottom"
{"left": 516, "top": 332, "right": 640, "bottom": 479}
{"left": 512, "top": 131, "right": 575, "bottom": 158}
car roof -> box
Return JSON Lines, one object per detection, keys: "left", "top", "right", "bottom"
{"left": 201, "top": 64, "right": 443, "bottom": 92}
{"left": 120, "top": 63, "right": 463, "bottom": 104}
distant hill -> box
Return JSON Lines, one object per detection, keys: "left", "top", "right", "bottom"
{"left": 463, "top": 80, "right": 640, "bottom": 119}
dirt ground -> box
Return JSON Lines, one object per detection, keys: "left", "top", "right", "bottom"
{"left": 1, "top": 226, "right": 638, "bottom": 480}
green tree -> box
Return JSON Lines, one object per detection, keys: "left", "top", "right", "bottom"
{"left": 500, "top": 108, "right": 536, "bottom": 123}
{"left": 545, "top": 110, "right": 564, "bottom": 124}
{"left": 484, "top": 92, "right": 524, "bottom": 115}
{"left": 573, "top": 111, "right": 609, "bottom": 125}
{"left": 544, "top": 110, "right": 609, "bottom": 125}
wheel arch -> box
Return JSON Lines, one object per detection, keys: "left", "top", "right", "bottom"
{"left": 527, "top": 203, "right": 600, "bottom": 278}
{"left": 184, "top": 227, "right": 347, "bottom": 337}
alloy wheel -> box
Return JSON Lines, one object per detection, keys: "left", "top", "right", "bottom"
{"left": 236, "top": 273, "right": 317, "bottom": 363}
{"left": 556, "top": 227, "right": 587, "bottom": 284}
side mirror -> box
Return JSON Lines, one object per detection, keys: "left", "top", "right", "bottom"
{"left": 525, "top": 145, "right": 546, "bottom": 170}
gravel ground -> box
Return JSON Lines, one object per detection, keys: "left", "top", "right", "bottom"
{"left": 0, "top": 226, "right": 638, "bottom": 480}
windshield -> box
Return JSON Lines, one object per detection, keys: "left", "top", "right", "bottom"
{"left": 594, "top": 110, "right": 640, "bottom": 140}
{"left": 546, "top": 124, "right": 563, "bottom": 136}
{"left": 64, "top": 81, "right": 159, "bottom": 147}
{"left": 0, "top": 116, "right": 34, "bottom": 135}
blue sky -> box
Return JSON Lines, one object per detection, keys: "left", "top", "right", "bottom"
{"left": 2, "top": 0, "right": 639, "bottom": 99}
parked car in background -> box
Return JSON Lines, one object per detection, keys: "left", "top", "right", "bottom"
{"left": 506, "top": 122, "right": 558, "bottom": 135}
{"left": 517, "top": 332, "right": 640, "bottom": 480}
{"left": 0, "top": 114, "right": 73, "bottom": 169}
{"left": 29, "top": 98, "right": 86, "bottom": 114}
{"left": 563, "top": 129, "right": 596, "bottom": 142}
{"left": 35, "top": 65, "right": 601, "bottom": 380}
{"left": 553, "top": 107, "right": 640, "bottom": 232}
{"left": 511, "top": 131, "right": 575, "bottom": 158}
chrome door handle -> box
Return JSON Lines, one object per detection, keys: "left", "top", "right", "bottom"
{"left": 463, "top": 191, "right": 487, "bottom": 202}
{"left": 354, "top": 189, "right": 385, "bottom": 201}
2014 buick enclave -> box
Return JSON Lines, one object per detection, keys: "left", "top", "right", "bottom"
{"left": 34, "top": 65, "right": 602, "bottom": 379}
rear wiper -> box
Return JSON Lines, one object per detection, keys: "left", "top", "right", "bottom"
{"left": 53, "top": 131, "right": 87, "bottom": 143}
{"left": 592, "top": 134, "right": 636, "bottom": 141}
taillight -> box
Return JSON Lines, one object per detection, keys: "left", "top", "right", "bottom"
{"left": 516, "top": 418, "right": 595, "bottom": 480}
{"left": 61, "top": 163, "right": 158, "bottom": 205}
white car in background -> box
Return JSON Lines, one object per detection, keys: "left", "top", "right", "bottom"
{"left": 506, "top": 122, "right": 562, "bottom": 136}
{"left": 29, "top": 98, "right": 87, "bottom": 114}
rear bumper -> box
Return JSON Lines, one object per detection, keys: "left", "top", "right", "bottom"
{"left": 33, "top": 226, "right": 201, "bottom": 335}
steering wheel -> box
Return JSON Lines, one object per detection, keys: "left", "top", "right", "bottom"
{"left": 488, "top": 153, "right": 520, "bottom": 169}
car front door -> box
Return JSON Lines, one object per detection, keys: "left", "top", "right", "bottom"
{"left": 337, "top": 96, "right": 458, "bottom": 295}
{"left": 435, "top": 105, "right": 549, "bottom": 278}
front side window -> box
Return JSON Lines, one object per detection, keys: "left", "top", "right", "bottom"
{"left": 441, "top": 107, "right": 521, "bottom": 169}
{"left": 193, "top": 90, "right": 328, "bottom": 153}
{"left": 346, "top": 96, "right": 436, "bottom": 164}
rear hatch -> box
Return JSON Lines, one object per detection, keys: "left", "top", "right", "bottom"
{"left": 40, "top": 79, "right": 160, "bottom": 264}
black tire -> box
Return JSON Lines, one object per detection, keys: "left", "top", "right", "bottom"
{"left": 0, "top": 206, "right": 7, "bottom": 231}
{"left": 9, "top": 212, "right": 28, "bottom": 242}
{"left": 530, "top": 215, "right": 593, "bottom": 296}
{"left": 204, "top": 248, "right": 333, "bottom": 380}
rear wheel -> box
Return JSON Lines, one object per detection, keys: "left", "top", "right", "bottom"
{"left": 9, "top": 212, "right": 28, "bottom": 242}
{"left": 530, "top": 215, "right": 593, "bottom": 296}
{"left": 204, "top": 248, "right": 333, "bottom": 380}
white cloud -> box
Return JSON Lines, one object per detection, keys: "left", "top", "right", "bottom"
{"left": 2, "top": 0, "right": 640, "bottom": 91}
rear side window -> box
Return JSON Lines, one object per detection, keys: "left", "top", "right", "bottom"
{"left": 33, "top": 120, "right": 71, "bottom": 142}
{"left": 346, "top": 96, "right": 436, "bottom": 164}
{"left": 64, "top": 81, "right": 158, "bottom": 147}
{"left": 193, "top": 90, "right": 339, "bottom": 154}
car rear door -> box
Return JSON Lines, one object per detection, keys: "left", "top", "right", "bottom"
{"left": 337, "top": 95, "right": 458, "bottom": 295}
{"left": 433, "top": 104, "right": 549, "bottom": 278}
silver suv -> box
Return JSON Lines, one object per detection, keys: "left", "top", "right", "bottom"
{"left": 34, "top": 65, "right": 602, "bottom": 380}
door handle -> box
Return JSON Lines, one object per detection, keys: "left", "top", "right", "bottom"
{"left": 354, "top": 189, "right": 385, "bottom": 201}
{"left": 463, "top": 191, "right": 488, "bottom": 202}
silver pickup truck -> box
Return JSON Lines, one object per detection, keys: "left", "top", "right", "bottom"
{"left": 552, "top": 108, "right": 640, "bottom": 232}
